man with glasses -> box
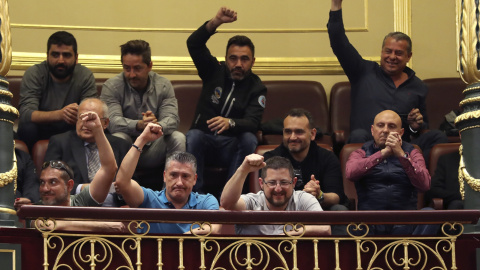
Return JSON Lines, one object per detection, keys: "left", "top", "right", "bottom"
{"left": 221, "top": 154, "right": 331, "bottom": 235}
{"left": 43, "top": 98, "right": 130, "bottom": 205}
{"left": 100, "top": 40, "right": 185, "bottom": 187}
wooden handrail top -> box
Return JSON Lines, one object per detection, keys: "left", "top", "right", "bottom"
{"left": 16, "top": 206, "right": 480, "bottom": 225}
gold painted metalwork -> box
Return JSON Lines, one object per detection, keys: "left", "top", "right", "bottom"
{"left": 34, "top": 219, "right": 463, "bottom": 270}
{"left": 0, "top": 207, "right": 16, "bottom": 215}
{"left": 0, "top": 89, "right": 13, "bottom": 98}
{"left": 457, "top": 0, "right": 480, "bottom": 84}
{"left": 0, "top": 149, "right": 16, "bottom": 188}
{"left": 458, "top": 144, "right": 480, "bottom": 199}
{"left": 459, "top": 96, "right": 480, "bottom": 107}
{"left": 0, "top": 0, "right": 11, "bottom": 76}
{"left": 0, "top": 103, "right": 19, "bottom": 116}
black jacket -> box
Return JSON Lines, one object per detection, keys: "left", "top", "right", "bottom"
{"left": 187, "top": 22, "right": 267, "bottom": 136}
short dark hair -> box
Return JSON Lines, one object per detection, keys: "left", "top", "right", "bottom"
{"left": 382, "top": 32, "right": 412, "bottom": 54}
{"left": 165, "top": 151, "right": 197, "bottom": 174}
{"left": 261, "top": 156, "right": 294, "bottom": 180}
{"left": 42, "top": 160, "right": 74, "bottom": 183}
{"left": 286, "top": 108, "right": 315, "bottom": 129}
{"left": 120, "top": 40, "right": 151, "bottom": 65}
{"left": 226, "top": 35, "right": 255, "bottom": 58}
{"left": 47, "top": 31, "right": 77, "bottom": 55}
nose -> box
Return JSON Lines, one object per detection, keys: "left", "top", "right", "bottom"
{"left": 234, "top": 58, "right": 242, "bottom": 67}
{"left": 274, "top": 183, "right": 283, "bottom": 192}
{"left": 40, "top": 183, "right": 50, "bottom": 192}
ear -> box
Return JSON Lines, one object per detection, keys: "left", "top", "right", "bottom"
{"left": 310, "top": 128, "right": 317, "bottom": 141}
{"left": 252, "top": 57, "right": 256, "bottom": 67}
{"left": 258, "top": 177, "right": 264, "bottom": 190}
{"left": 193, "top": 173, "right": 198, "bottom": 186}
{"left": 66, "top": 179, "right": 74, "bottom": 193}
{"left": 292, "top": 176, "right": 298, "bottom": 186}
{"left": 75, "top": 54, "right": 79, "bottom": 64}
{"left": 371, "top": 124, "right": 375, "bottom": 137}
{"left": 399, "top": 127, "right": 405, "bottom": 137}
{"left": 103, "top": 118, "right": 110, "bottom": 130}
{"left": 406, "top": 52, "right": 412, "bottom": 62}
{"left": 147, "top": 61, "right": 153, "bottom": 70}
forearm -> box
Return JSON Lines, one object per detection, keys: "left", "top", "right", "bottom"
{"left": 323, "top": 193, "right": 340, "bottom": 208}
{"left": 401, "top": 150, "right": 431, "bottom": 191}
{"left": 31, "top": 110, "right": 63, "bottom": 124}
{"left": 345, "top": 150, "right": 382, "bottom": 181}
{"left": 331, "top": 0, "right": 342, "bottom": 11}
{"left": 220, "top": 168, "right": 249, "bottom": 210}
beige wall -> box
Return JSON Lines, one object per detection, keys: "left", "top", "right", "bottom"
{"left": 5, "top": 0, "right": 459, "bottom": 100}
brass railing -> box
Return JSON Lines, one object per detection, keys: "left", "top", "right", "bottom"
{"left": 17, "top": 206, "right": 480, "bottom": 270}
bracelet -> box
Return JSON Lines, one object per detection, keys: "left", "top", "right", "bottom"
{"left": 316, "top": 190, "right": 324, "bottom": 201}
{"left": 131, "top": 144, "right": 143, "bottom": 153}
{"left": 409, "top": 125, "right": 419, "bottom": 134}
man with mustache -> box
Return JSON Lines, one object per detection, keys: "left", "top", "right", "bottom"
{"left": 263, "top": 109, "right": 348, "bottom": 211}
{"left": 100, "top": 40, "right": 185, "bottom": 187}
{"left": 18, "top": 31, "right": 97, "bottom": 151}
{"left": 115, "top": 123, "right": 219, "bottom": 234}
{"left": 345, "top": 110, "right": 431, "bottom": 234}
{"left": 186, "top": 7, "right": 267, "bottom": 195}
{"left": 22, "top": 110, "right": 125, "bottom": 232}
{"left": 221, "top": 154, "right": 331, "bottom": 236}
{"left": 328, "top": 0, "right": 447, "bottom": 162}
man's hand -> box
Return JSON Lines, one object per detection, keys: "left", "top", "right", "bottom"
{"left": 62, "top": 103, "right": 79, "bottom": 125}
{"left": 303, "top": 175, "right": 322, "bottom": 198}
{"left": 239, "top": 154, "right": 266, "bottom": 174}
{"left": 206, "top": 7, "right": 238, "bottom": 32}
{"left": 136, "top": 111, "right": 158, "bottom": 131}
{"left": 79, "top": 111, "right": 103, "bottom": 132}
{"left": 207, "top": 116, "right": 230, "bottom": 134}
{"left": 331, "top": 0, "right": 343, "bottom": 11}
{"left": 14, "top": 197, "right": 32, "bottom": 209}
{"left": 385, "top": 132, "right": 405, "bottom": 157}
{"left": 407, "top": 108, "right": 423, "bottom": 131}
{"left": 137, "top": 122, "right": 163, "bottom": 144}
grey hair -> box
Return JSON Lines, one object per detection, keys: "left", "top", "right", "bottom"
{"left": 165, "top": 151, "right": 197, "bottom": 173}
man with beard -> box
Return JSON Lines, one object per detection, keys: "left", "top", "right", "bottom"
{"left": 186, "top": 7, "right": 266, "bottom": 194}
{"left": 18, "top": 31, "right": 97, "bottom": 151}
{"left": 23, "top": 111, "right": 125, "bottom": 232}
{"left": 100, "top": 40, "right": 185, "bottom": 184}
{"left": 345, "top": 110, "right": 431, "bottom": 234}
{"left": 115, "top": 123, "right": 219, "bottom": 234}
{"left": 221, "top": 154, "right": 331, "bottom": 235}
{"left": 327, "top": 0, "right": 447, "bottom": 163}
{"left": 263, "top": 109, "right": 348, "bottom": 213}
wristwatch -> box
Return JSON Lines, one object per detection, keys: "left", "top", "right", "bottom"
{"left": 228, "top": 118, "right": 236, "bottom": 129}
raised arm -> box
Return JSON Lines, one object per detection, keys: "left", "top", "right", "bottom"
{"left": 206, "top": 7, "right": 238, "bottom": 33}
{"left": 81, "top": 111, "right": 118, "bottom": 203}
{"left": 220, "top": 154, "right": 266, "bottom": 210}
{"left": 115, "top": 123, "right": 163, "bottom": 207}
{"left": 331, "top": 0, "right": 342, "bottom": 11}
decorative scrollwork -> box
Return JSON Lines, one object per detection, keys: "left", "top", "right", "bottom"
{"left": 458, "top": 145, "right": 480, "bottom": 199}
{"left": 283, "top": 223, "right": 306, "bottom": 237}
{"left": 0, "top": 149, "right": 16, "bottom": 188}
{"left": 347, "top": 222, "right": 369, "bottom": 237}
{"left": 127, "top": 220, "right": 150, "bottom": 235}
{"left": 34, "top": 217, "right": 57, "bottom": 232}
{"left": 190, "top": 221, "right": 213, "bottom": 237}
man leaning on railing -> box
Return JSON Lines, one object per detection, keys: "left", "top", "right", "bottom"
{"left": 221, "top": 154, "right": 331, "bottom": 236}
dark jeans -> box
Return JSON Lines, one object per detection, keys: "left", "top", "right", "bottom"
{"left": 186, "top": 129, "right": 257, "bottom": 193}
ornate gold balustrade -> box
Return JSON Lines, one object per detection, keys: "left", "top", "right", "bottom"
{"left": 15, "top": 206, "right": 480, "bottom": 269}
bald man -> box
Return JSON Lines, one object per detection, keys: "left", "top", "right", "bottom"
{"left": 345, "top": 110, "right": 431, "bottom": 234}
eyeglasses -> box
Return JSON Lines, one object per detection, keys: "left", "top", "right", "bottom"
{"left": 263, "top": 180, "right": 293, "bottom": 188}
{"left": 42, "top": 160, "right": 73, "bottom": 179}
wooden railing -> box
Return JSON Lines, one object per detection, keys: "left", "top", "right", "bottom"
{"left": 13, "top": 206, "right": 480, "bottom": 269}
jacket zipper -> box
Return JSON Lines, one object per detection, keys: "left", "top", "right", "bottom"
{"left": 220, "top": 82, "right": 235, "bottom": 116}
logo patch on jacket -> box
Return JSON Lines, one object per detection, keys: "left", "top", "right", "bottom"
{"left": 258, "top": 95, "right": 266, "bottom": 108}
{"left": 211, "top": 87, "right": 222, "bottom": 104}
